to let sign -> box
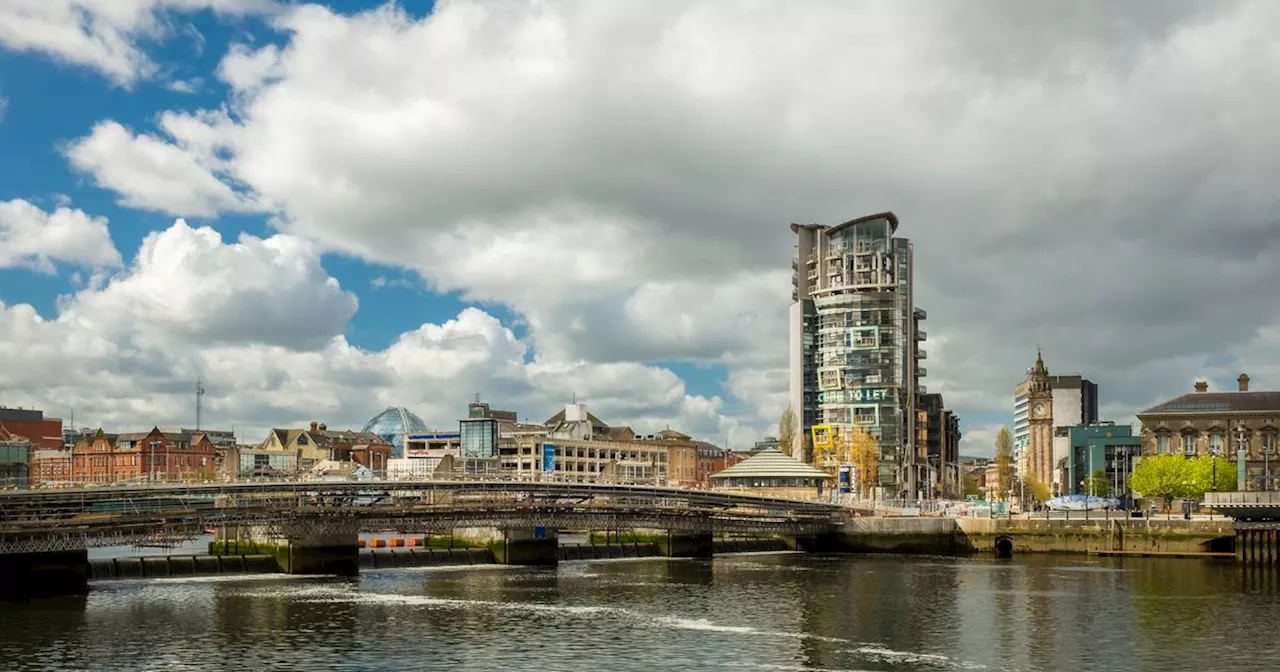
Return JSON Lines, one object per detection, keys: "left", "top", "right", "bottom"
{"left": 850, "top": 387, "right": 889, "bottom": 402}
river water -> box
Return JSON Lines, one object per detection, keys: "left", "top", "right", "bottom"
{"left": 1, "top": 552, "right": 1275, "bottom": 671}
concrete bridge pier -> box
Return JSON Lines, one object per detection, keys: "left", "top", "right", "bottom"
{"left": 213, "top": 526, "right": 359, "bottom": 575}
{"left": 655, "top": 532, "right": 714, "bottom": 558}
{"left": 286, "top": 533, "right": 360, "bottom": 575}
{"left": 0, "top": 549, "right": 90, "bottom": 600}
{"left": 490, "top": 527, "right": 558, "bottom": 566}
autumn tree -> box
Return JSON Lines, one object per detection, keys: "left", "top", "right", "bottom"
{"left": 778, "top": 404, "right": 799, "bottom": 457}
{"left": 1025, "top": 473, "right": 1051, "bottom": 503}
{"left": 846, "top": 424, "right": 880, "bottom": 498}
{"left": 994, "top": 426, "right": 1014, "bottom": 501}
{"left": 961, "top": 469, "right": 982, "bottom": 498}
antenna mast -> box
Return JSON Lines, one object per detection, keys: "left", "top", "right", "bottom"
{"left": 196, "top": 379, "right": 206, "bottom": 431}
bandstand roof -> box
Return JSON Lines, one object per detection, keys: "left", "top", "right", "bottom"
{"left": 710, "top": 447, "right": 833, "bottom": 480}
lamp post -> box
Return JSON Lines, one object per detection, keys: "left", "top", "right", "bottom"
{"left": 1211, "top": 441, "right": 1220, "bottom": 493}
{"left": 1264, "top": 430, "right": 1273, "bottom": 492}
{"left": 1233, "top": 424, "right": 1248, "bottom": 492}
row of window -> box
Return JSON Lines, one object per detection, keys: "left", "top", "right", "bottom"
{"left": 516, "top": 446, "right": 669, "bottom": 463}
{"left": 1154, "top": 432, "right": 1278, "bottom": 454}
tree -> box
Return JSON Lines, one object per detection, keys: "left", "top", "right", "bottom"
{"left": 1129, "top": 454, "right": 1238, "bottom": 511}
{"left": 961, "top": 469, "right": 982, "bottom": 498}
{"left": 846, "top": 425, "right": 880, "bottom": 498}
{"left": 1025, "top": 473, "right": 1051, "bottom": 503}
{"left": 994, "top": 426, "right": 1014, "bottom": 501}
{"left": 778, "top": 405, "right": 798, "bottom": 457}
{"left": 1129, "top": 454, "right": 1192, "bottom": 510}
{"left": 1084, "top": 469, "right": 1109, "bottom": 497}
{"left": 1189, "top": 454, "right": 1237, "bottom": 495}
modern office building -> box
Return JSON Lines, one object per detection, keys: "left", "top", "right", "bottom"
{"left": 790, "top": 211, "right": 922, "bottom": 498}
{"left": 1063, "top": 423, "right": 1141, "bottom": 502}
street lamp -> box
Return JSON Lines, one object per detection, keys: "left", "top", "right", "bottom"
{"left": 1263, "top": 428, "right": 1274, "bottom": 492}
{"left": 1211, "top": 440, "right": 1220, "bottom": 493}
{"left": 1233, "top": 424, "right": 1249, "bottom": 492}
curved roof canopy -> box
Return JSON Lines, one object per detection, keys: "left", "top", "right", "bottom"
{"left": 361, "top": 406, "right": 430, "bottom": 459}
{"left": 710, "top": 448, "right": 833, "bottom": 480}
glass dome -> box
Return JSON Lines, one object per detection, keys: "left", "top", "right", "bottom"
{"left": 361, "top": 406, "right": 430, "bottom": 459}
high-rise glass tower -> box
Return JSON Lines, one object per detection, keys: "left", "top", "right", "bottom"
{"left": 790, "top": 212, "right": 922, "bottom": 498}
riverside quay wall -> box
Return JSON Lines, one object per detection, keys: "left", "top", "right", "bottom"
{"left": 814, "top": 517, "right": 1236, "bottom": 556}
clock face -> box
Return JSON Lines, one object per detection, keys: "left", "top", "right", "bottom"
{"left": 1033, "top": 402, "right": 1047, "bottom": 416}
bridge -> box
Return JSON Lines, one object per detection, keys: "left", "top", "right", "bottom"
{"left": 1205, "top": 491, "right": 1280, "bottom": 565}
{"left": 0, "top": 480, "right": 843, "bottom": 598}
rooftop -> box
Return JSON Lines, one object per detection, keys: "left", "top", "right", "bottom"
{"left": 1140, "top": 391, "right": 1280, "bottom": 415}
{"left": 710, "top": 448, "right": 832, "bottom": 481}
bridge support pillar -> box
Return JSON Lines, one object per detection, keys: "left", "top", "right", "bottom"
{"left": 490, "top": 528, "right": 558, "bottom": 566}
{"left": 213, "top": 527, "right": 359, "bottom": 575}
{"left": 286, "top": 533, "right": 360, "bottom": 575}
{"left": 0, "top": 549, "right": 89, "bottom": 600}
{"left": 783, "top": 533, "right": 841, "bottom": 553}
{"left": 656, "top": 532, "right": 713, "bottom": 558}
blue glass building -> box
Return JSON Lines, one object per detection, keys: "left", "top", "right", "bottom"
{"left": 361, "top": 406, "right": 430, "bottom": 459}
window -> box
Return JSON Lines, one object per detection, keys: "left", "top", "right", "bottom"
{"left": 1156, "top": 435, "right": 1170, "bottom": 453}
{"left": 1209, "top": 433, "right": 1224, "bottom": 454}
{"left": 1264, "top": 432, "right": 1277, "bottom": 455}
{"left": 853, "top": 406, "right": 879, "bottom": 426}
{"left": 1182, "top": 434, "right": 1196, "bottom": 455}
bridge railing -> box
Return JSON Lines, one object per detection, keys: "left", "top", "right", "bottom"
{"left": 1204, "top": 491, "right": 1280, "bottom": 507}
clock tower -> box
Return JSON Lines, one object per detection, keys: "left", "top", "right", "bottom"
{"left": 1027, "top": 350, "right": 1054, "bottom": 486}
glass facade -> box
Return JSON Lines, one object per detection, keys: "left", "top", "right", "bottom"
{"left": 811, "top": 217, "right": 912, "bottom": 488}
{"left": 459, "top": 418, "right": 498, "bottom": 458}
{"left": 361, "top": 406, "right": 430, "bottom": 459}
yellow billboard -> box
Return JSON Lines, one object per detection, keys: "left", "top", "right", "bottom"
{"left": 811, "top": 424, "right": 834, "bottom": 450}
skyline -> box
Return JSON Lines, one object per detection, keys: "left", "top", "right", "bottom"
{"left": 2, "top": 1, "right": 1279, "bottom": 456}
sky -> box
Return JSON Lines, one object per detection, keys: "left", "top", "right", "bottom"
{"left": 1, "top": 0, "right": 1278, "bottom": 456}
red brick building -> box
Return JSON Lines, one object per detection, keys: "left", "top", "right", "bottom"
{"left": 72, "top": 427, "right": 218, "bottom": 484}
{"left": 31, "top": 447, "right": 73, "bottom": 487}
{"left": 695, "top": 443, "right": 745, "bottom": 487}
{"left": 0, "top": 407, "right": 64, "bottom": 450}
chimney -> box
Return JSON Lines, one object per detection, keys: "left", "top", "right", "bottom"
{"left": 310, "top": 421, "right": 318, "bottom": 431}
{"left": 1194, "top": 381, "right": 1209, "bottom": 393}
{"left": 319, "top": 423, "right": 327, "bottom": 431}
{"left": 1238, "top": 374, "right": 1250, "bottom": 392}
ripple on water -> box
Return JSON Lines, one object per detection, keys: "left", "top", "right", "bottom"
{"left": 1, "top": 554, "right": 1259, "bottom": 672}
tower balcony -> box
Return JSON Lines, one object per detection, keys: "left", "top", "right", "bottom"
{"left": 916, "top": 330, "right": 927, "bottom": 341}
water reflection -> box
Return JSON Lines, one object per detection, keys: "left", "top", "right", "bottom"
{"left": 2, "top": 553, "right": 1275, "bottom": 671}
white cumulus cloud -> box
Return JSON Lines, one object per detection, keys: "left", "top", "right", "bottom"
{"left": 0, "top": 213, "right": 758, "bottom": 446}
{"left": 0, "top": 198, "right": 123, "bottom": 273}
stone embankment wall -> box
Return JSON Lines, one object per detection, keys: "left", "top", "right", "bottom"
{"left": 829, "top": 516, "right": 1235, "bottom": 556}
{"left": 957, "top": 517, "right": 1235, "bottom": 555}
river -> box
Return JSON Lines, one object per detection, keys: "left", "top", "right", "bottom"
{"left": 1, "top": 552, "right": 1274, "bottom": 671}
